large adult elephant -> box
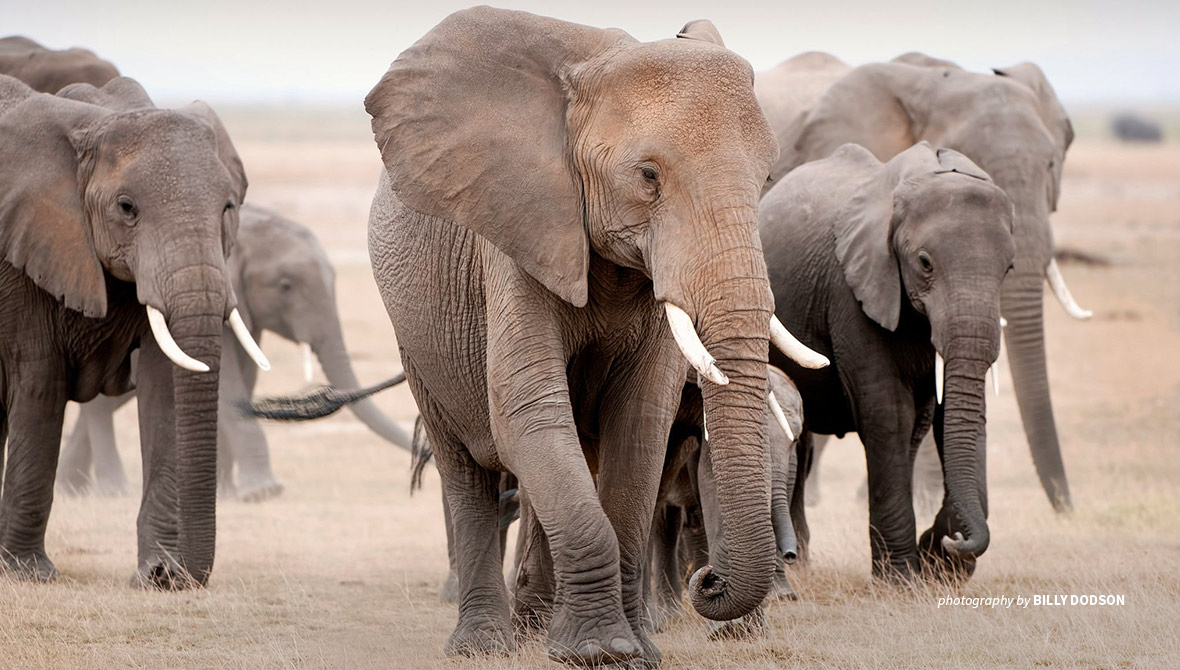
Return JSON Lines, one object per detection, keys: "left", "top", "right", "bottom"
{"left": 0, "top": 36, "right": 118, "bottom": 93}
{"left": 365, "top": 8, "right": 824, "bottom": 665}
{"left": 0, "top": 75, "right": 264, "bottom": 587}
{"left": 762, "top": 142, "right": 1016, "bottom": 581}
{"left": 56, "top": 204, "right": 413, "bottom": 501}
{"left": 758, "top": 52, "right": 1088, "bottom": 512}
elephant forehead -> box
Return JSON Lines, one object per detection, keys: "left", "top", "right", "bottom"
{"left": 101, "top": 110, "right": 216, "bottom": 157}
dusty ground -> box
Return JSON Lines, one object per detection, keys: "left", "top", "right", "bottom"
{"left": 1, "top": 108, "right": 1178, "bottom": 669}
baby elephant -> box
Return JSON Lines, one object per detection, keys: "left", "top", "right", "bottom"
{"left": 645, "top": 365, "right": 804, "bottom": 637}
{"left": 56, "top": 204, "right": 414, "bottom": 501}
{"left": 762, "top": 142, "right": 1016, "bottom": 582}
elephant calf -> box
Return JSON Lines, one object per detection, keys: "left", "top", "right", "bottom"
{"left": 55, "top": 204, "right": 414, "bottom": 501}
{"left": 761, "top": 142, "right": 1017, "bottom": 583}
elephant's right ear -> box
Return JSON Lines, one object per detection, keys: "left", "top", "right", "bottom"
{"left": 365, "top": 7, "right": 626, "bottom": 308}
{"left": 831, "top": 144, "right": 903, "bottom": 331}
{"left": 0, "top": 76, "right": 110, "bottom": 317}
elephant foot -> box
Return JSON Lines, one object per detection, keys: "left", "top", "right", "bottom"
{"left": 546, "top": 609, "right": 650, "bottom": 667}
{"left": 439, "top": 570, "right": 460, "bottom": 604}
{"left": 644, "top": 596, "right": 681, "bottom": 633}
{"left": 130, "top": 557, "right": 202, "bottom": 591}
{"left": 871, "top": 554, "right": 922, "bottom": 586}
{"left": 92, "top": 476, "right": 130, "bottom": 498}
{"left": 237, "top": 479, "right": 285, "bottom": 503}
{"left": 55, "top": 471, "right": 93, "bottom": 497}
{"left": 444, "top": 616, "right": 516, "bottom": 657}
{"left": 1, "top": 549, "right": 59, "bottom": 582}
{"left": 771, "top": 571, "right": 799, "bottom": 602}
{"left": 705, "top": 605, "right": 768, "bottom": 641}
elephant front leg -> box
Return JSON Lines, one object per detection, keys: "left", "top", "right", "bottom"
{"left": 511, "top": 491, "right": 555, "bottom": 633}
{"left": 0, "top": 373, "right": 67, "bottom": 582}
{"left": 594, "top": 348, "right": 683, "bottom": 664}
{"left": 646, "top": 503, "right": 684, "bottom": 633}
{"left": 861, "top": 411, "right": 922, "bottom": 582}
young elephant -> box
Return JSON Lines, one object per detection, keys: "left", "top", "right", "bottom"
{"left": 761, "top": 142, "right": 1016, "bottom": 582}
{"left": 645, "top": 366, "right": 804, "bottom": 636}
{"left": 0, "top": 75, "right": 262, "bottom": 586}
{"left": 55, "top": 204, "right": 414, "bottom": 501}
{"left": 0, "top": 36, "right": 118, "bottom": 94}
{"left": 366, "top": 8, "right": 823, "bottom": 666}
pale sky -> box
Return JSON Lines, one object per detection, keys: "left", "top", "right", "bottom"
{"left": 7, "top": 0, "right": 1179, "bottom": 105}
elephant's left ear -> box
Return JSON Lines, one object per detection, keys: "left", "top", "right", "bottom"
{"left": 993, "top": 63, "right": 1074, "bottom": 153}
{"left": 0, "top": 76, "right": 110, "bottom": 317}
{"left": 676, "top": 20, "right": 725, "bottom": 46}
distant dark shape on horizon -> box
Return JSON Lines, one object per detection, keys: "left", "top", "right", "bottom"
{"left": 1111, "top": 112, "right": 1164, "bottom": 143}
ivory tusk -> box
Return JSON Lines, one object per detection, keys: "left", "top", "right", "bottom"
{"left": 146, "top": 305, "right": 210, "bottom": 372}
{"left": 769, "top": 315, "right": 829, "bottom": 369}
{"left": 665, "top": 303, "right": 728, "bottom": 385}
{"left": 228, "top": 309, "right": 271, "bottom": 371}
{"left": 991, "top": 361, "right": 1000, "bottom": 396}
{"left": 301, "top": 342, "right": 314, "bottom": 382}
{"left": 768, "top": 390, "right": 795, "bottom": 442}
{"left": 1045, "top": 258, "right": 1093, "bottom": 320}
{"left": 1000, "top": 316, "right": 1008, "bottom": 328}
{"left": 935, "top": 352, "right": 945, "bottom": 405}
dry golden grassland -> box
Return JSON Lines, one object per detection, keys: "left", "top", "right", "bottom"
{"left": 1, "top": 109, "right": 1178, "bottom": 669}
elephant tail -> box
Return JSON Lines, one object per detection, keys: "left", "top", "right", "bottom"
{"left": 237, "top": 373, "right": 407, "bottom": 422}
{"left": 410, "top": 415, "right": 433, "bottom": 492}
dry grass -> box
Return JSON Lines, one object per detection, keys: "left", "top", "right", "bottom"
{"left": 2, "top": 109, "right": 1178, "bottom": 669}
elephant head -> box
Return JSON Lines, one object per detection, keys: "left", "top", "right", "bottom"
{"left": 791, "top": 57, "right": 1082, "bottom": 512}
{"left": 0, "top": 36, "right": 119, "bottom": 94}
{"left": 365, "top": 7, "right": 816, "bottom": 621}
{"left": 0, "top": 75, "right": 261, "bottom": 586}
{"left": 231, "top": 204, "right": 412, "bottom": 449}
{"left": 828, "top": 142, "right": 1015, "bottom": 562}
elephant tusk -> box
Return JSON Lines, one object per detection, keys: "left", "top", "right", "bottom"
{"left": 770, "top": 315, "right": 829, "bottom": 369}
{"left": 146, "top": 305, "right": 210, "bottom": 373}
{"left": 1000, "top": 316, "right": 1008, "bottom": 328}
{"left": 228, "top": 309, "right": 271, "bottom": 371}
{"left": 934, "top": 352, "right": 945, "bottom": 405}
{"left": 301, "top": 342, "right": 314, "bottom": 383}
{"left": 768, "top": 390, "right": 795, "bottom": 442}
{"left": 665, "top": 303, "right": 728, "bottom": 385}
{"left": 1045, "top": 258, "right": 1093, "bottom": 320}
{"left": 991, "top": 361, "right": 1000, "bottom": 396}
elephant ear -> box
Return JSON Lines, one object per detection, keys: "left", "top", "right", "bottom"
{"left": 932, "top": 147, "right": 991, "bottom": 182}
{"left": 832, "top": 142, "right": 942, "bottom": 331}
{"left": 0, "top": 76, "right": 110, "bottom": 317}
{"left": 891, "top": 52, "right": 962, "bottom": 71}
{"left": 676, "top": 20, "right": 725, "bottom": 46}
{"left": 179, "top": 100, "right": 248, "bottom": 258}
{"left": 993, "top": 62, "right": 1072, "bottom": 212}
{"left": 365, "top": 7, "right": 627, "bottom": 307}
{"left": 58, "top": 76, "right": 154, "bottom": 111}
{"left": 796, "top": 63, "right": 919, "bottom": 165}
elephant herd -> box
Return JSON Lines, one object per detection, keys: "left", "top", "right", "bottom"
{"left": 0, "top": 7, "right": 1092, "bottom": 668}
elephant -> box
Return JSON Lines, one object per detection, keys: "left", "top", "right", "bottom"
{"left": 760, "top": 142, "right": 1017, "bottom": 582}
{"left": 1111, "top": 112, "right": 1164, "bottom": 143}
{"left": 363, "top": 8, "right": 826, "bottom": 665}
{"left": 0, "top": 74, "right": 264, "bottom": 587}
{"left": 757, "top": 52, "right": 1089, "bottom": 513}
{"left": 55, "top": 204, "right": 414, "bottom": 501}
{"left": 0, "top": 36, "right": 119, "bottom": 94}
{"left": 644, "top": 365, "right": 804, "bottom": 637}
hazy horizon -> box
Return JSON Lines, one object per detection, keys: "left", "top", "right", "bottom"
{"left": 8, "top": 0, "right": 1179, "bottom": 107}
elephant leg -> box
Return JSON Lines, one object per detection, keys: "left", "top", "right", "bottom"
{"left": 439, "top": 488, "right": 460, "bottom": 604}
{"left": 910, "top": 405, "right": 942, "bottom": 519}
{"left": 56, "top": 407, "right": 94, "bottom": 495}
{"left": 594, "top": 349, "right": 682, "bottom": 664}
{"left": 646, "top": 503, "right": 683, "bottom": 633}
{"left": 219, "top": 340, "right": 282, "bottom": 502}
{"left": 86, "top": 394, "right": 132, "bottom": 496}
{"left": 860, "top": 407, "right": 921, "bottom": 582}
{"left": 789, "top": 431, "right": 814, "bottom": 566}
{"left": 804, "top": 433, "right": 829, "bottom": 506}
{"left": 512, "top": 491, "right": 555, "bottom": 633}
{"left": 0, "top": 373, "right": 67, "bottom": 581}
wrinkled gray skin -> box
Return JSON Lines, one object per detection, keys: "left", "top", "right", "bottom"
{"left": 367, "top": 9, "right": 780, "bottom": 666}
{"left": 642, "top": 366, "right": 803, "bottom": 639}
{"left": 759, "top": 52, "right": 1080, "bottom": 513}
{"left": 55, "top": 204, "right": 413, "bottom": 501}
{"left": 0, "top": 36, "right": 119, "bottom": 94}
{"left": 761, "top": 143, "right": 1016, "bottom": 582}
{"left": 0, "top": 75, "right": 246, "bottom": 587}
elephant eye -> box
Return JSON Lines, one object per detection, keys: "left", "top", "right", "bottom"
{"left": 224, "top": 201, "right": 236, "bottom": 213}
{"left": 918, "top": 251, "right": 934, "bottom": 273}
{"left": 116, "top": 195, "right": 137, "bottom": 220}
{"left": 640, "top": 165, "right": 659, "bottom": 183}
{"left": 278, "top": 277, "right": 294, "bottom": 292}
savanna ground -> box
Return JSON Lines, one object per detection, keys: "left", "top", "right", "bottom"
{"left": 2, "top": 104, "right": 1179, "bottom": 669}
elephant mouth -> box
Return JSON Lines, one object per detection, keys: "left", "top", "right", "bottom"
{"left": 144, "top": 304, "right": 269, "bottom": 373}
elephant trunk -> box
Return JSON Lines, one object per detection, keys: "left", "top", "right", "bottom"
{"left": 937, "top": 330, "right": 993, "bottom": 560}
{"left": 1001, "top": 272, "right": 1072, "bottom": 512}
{"left": 771, "top": 429, "right": 799, "bottom": 563}
{"left": 314, "top": 329, "right": 413, "bottom": 451}
{"left": 164, "top": 266, "right": 225, "bottom": 586}
{"left": 683, "top": 255, "right": 776, "bottom": 622}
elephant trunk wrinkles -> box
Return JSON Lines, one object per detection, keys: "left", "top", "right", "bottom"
{"left": 686, "top": 248, "right": 775, "bottom": 622}
{"left": 314, "top": 331, "right": 413, "bottom": 451}
{"left": 164, "top": 265, "right": 225, "bottom": 586}
{"left": 939, "top": 325, "right": 993, "bottom": 560}
{"left": 1001, "top": 272, "right": 1071, "bottom": 512}
{"left": 771, "top": 439, "right": 798, "bottom": 561}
